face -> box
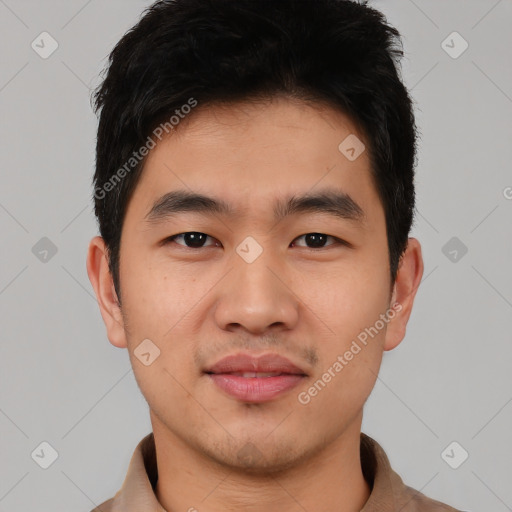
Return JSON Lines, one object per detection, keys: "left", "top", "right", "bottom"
{"left": 88, "top": 96, "right": 422, "bottom": 473}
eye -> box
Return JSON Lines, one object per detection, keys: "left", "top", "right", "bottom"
{"left": 163, "top": 232, "right": 348, "bottom": 250}
{"left": 290, "top": 233, "right": 345, "bottom": 249}
{"left": 164, "top": 232, "right": 219, "bottom": 248}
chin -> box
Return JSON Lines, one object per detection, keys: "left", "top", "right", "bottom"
{"left": 196, "top": 434, "right": 314, "bottom": 476}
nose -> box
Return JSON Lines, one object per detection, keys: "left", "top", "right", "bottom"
{"left": 213, "top": 249, "right": 300, "bottom": 335}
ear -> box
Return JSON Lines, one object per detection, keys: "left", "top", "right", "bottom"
{"left": 383, "top": 237, "right": 424, "bottom": 351}
{"left": 86, "top": 236, "right": 128, "bottom": 348}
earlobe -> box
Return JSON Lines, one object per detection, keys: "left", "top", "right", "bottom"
{"left": 383, "top": 237, "right": 424, "bottom": 352}
{"left": 86, "top": 236, "right": 128, "bottom": 349}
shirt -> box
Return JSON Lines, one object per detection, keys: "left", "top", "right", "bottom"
{"left": 91, "top": 432, "right": 464, "bottom": 511}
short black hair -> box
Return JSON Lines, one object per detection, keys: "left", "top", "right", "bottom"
{"left": 92, "top": 0, "right": 418, "bottom": 302}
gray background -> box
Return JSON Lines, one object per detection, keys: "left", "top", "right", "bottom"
{"left": 0, "top": 0, "right": 511, "bottom": 510}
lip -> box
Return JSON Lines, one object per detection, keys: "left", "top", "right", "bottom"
{"left": 204, "top": 352, "right": 308, "bottom": 403}
{"left": 205, "top": 352, "right": 307, "bottom": 375}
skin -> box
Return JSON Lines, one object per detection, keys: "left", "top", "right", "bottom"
{"left": 87, "top": 95, "right": 423, "bottom": 512}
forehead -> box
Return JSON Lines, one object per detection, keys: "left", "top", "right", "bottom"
{"left": 124, "top": 97, "right": 383, "bottom": 228}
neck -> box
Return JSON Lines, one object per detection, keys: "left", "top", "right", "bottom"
{"left": 153, "top": 414, "right": 371, "bottom": 512}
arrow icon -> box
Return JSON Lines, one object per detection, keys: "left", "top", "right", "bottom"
{"left": 441, "top": 441, "right": 468, "bottom": 469}
{"left": 236, "top": 236, "right": 263, "bottom": 263}
{"left": 442, "top": 237, "right": 468, "bottom": 263}
{"left": 338, "top": 134, "right": 365, "bottom": 161}
{"left": 441, "top": 32, "right": 468, "bottom": 59}
{"left": 31, "top": 31, "right": 59, "bottom": 59}
{"left": 32, "top": 237, "right": 58, "bottom": 262}
{"left": 135, "top": 339, "right": 161, "bottom": 366}
{"left": 31, "top": 441, "right": 59, "bottom": 468}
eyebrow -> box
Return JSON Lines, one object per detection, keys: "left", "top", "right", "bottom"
{"left": 144, "top": 188, "right": 366, "bottom": 226}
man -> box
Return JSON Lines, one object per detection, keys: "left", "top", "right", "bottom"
{"left": 86, "top": 0, "right": 463, "bottom": 510}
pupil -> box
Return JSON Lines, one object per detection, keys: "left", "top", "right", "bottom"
{"left": 307, "top": 233, "right": 326, "bottom": 247}
{"left": 186, "top": 232, "right": 206, "bottom": 247}
{"left": 182, "top": 233, "right": 327, "bottom": 248}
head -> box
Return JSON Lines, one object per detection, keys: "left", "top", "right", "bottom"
{"left": 87, "top": 0, "right": 423, "bottom": 472}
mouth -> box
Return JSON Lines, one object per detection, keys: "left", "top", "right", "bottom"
{"left": 204, "top": 353, "right": 308, "bottom": 403}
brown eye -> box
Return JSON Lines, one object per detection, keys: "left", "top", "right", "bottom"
{"left": 291, "top": 233, "right": 342, "bottom": 249}
{"left": 166, "top": 232, "right": 218, "bottom": 248}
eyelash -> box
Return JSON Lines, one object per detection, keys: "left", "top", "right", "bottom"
{"left": 163, "top": 232, "right": 348, "bottom": 250}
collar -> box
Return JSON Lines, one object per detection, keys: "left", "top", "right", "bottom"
{"left": 98, "top": 431, "right": 459, "bottom": 512}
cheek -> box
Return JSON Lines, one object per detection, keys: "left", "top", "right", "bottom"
{"left": 298, "top": 254, "right": 390, "bottom": 332}
{"left": 127, "top": 324, "right": 200, "bottom": 425}
{"left": 120, "top": 249, "right": 189, "bottom": 328}
{"left": 296, "top": 255, "right": 389, "bottom": 399}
